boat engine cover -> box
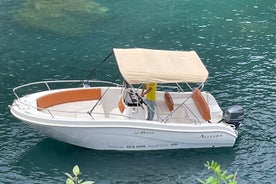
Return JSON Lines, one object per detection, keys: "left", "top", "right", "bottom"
{"left": 224, "top": 105, "right": 244, "bottom": 128}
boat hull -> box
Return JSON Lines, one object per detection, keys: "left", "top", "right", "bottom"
{"left": 10, "top": 80, "right": 240, "bottom": 151}
{"left": 11, "top": 105, "right": 237, "bottom": 151}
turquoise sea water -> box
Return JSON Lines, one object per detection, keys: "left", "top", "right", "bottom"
{"left": 0, "top": 0, "right": 275, "bottom": 183}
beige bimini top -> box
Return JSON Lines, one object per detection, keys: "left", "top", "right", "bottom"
{"left": 113, "top": 48, "right": 209, "bottom": 84}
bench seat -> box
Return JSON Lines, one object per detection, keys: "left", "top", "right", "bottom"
{"left": 37, "top": 88, "right": 101, "bottom": 109}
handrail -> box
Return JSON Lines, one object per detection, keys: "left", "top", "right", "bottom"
{"left": 13, "top": 98, "right": 140, "bottom": 120}
{"left": 13, "top": 80, "right": 121, "bottom": 99}
{"left": 158, "top": 82, "right": 205, "bottom": 93}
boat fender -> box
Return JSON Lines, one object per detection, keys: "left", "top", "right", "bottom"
{"left": 164, "top": 92, "right": 174, "bottom": 112}
{"left": 118, "top": 97, "right": 125, "bottom": 113}
{"left": 191, "top": 88, "right": 211, "bottom": 121}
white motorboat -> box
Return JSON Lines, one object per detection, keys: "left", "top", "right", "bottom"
{"left": 10, "top": 48, "right": 244, "bottom": 150}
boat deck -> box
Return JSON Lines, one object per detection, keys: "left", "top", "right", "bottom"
{"left": 40, "top": 98, "right": 210, "bottom": 124}
{"left": 37, "top": 87, "right": 223, "bottom": 124}
{"left": 40, "top": 100, "right": 106, "bottom": 119}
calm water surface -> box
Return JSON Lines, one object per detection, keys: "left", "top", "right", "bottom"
{"left": 0, "top": 0, "right": 275, "bottom": 183}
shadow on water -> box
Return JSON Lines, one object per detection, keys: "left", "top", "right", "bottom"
{"left": 16, "top": 138, "right": 236, "bottom": 183}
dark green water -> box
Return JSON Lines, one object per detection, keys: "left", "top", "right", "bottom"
{"left": 0, "top": 0, "right": 275, "bottom": 183}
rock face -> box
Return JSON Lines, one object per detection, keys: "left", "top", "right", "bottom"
{"left": 14, "top": 0, "right": 108, "bottom": 36}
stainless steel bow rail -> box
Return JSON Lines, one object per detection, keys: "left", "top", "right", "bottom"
{"left": 12, "top": 80, "right": 121, "bottom": 99}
